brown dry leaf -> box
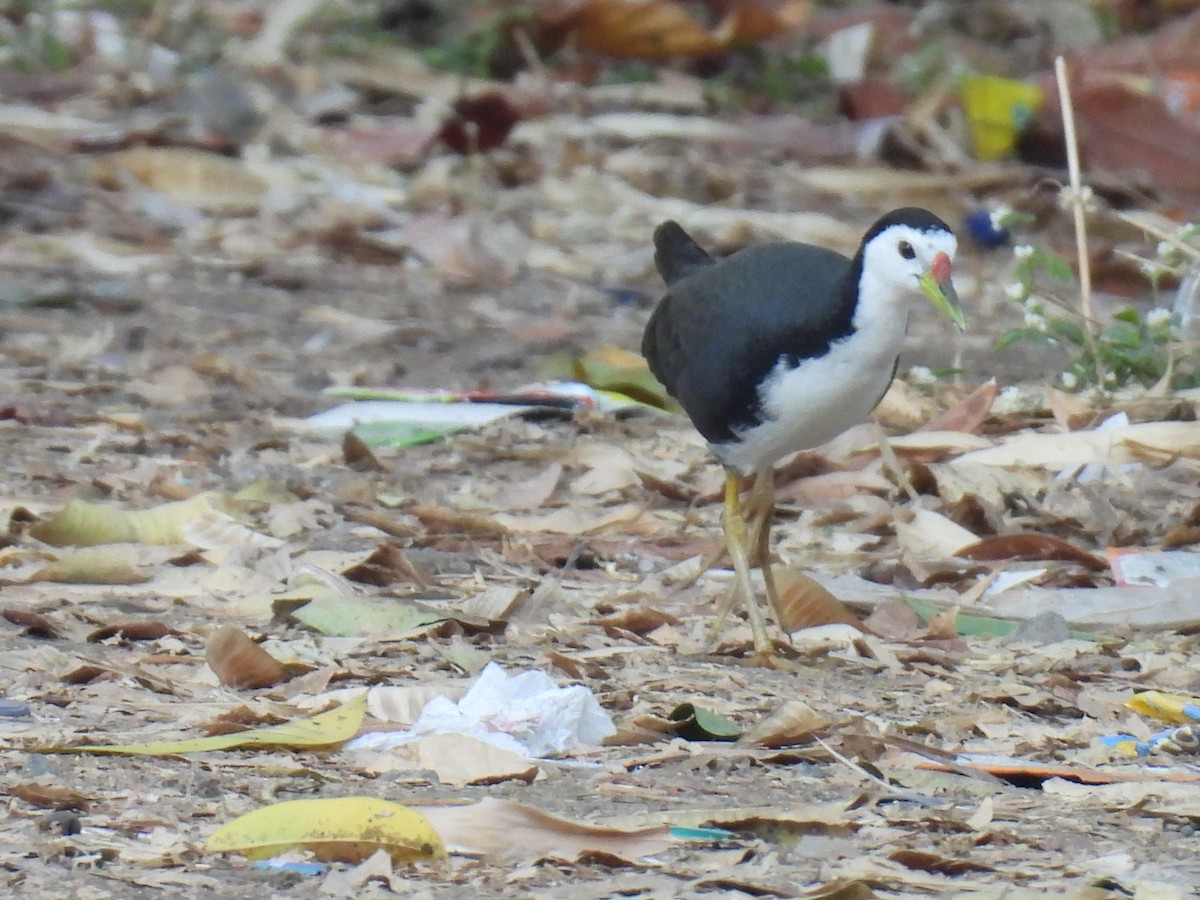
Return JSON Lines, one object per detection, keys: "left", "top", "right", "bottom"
{"left": 593, "top": 606, "right": 681, "bottom": 637}
{"left": 87, "top": 621, "right": 176, "bottom": 643}
{"left": 1047, "top": 388, "right": 1093, "bottom": 431}
{"left": 438, "top": 92, "right": 522, "bottom": 155}
{"left": 569, "top": 445, "right": 639, "bottom": 495}
{"left": 495, "top": 463, "right": 563, "bottom": 511}
{"left": 410, "top": 504, "right": 508, "bottom": 538}
{"left": 862, "top": 598, "right": 924, "bottom": 640}
{"left": 552, "top": 0, "right": 722, "bottom": 59}
{"left": 954, "top": 421, "right": 1200, "bottom": 469}
{"left": 889, "top": 848, "right": 994, "bottom": 876}
{"left": 739, "top": 700, "right": 831, "bottom": 748}
{"left": 956, "top": 534, "right": 1107, "bottom": 570}
{"left": 206, "top": 625, "right": 286, "bottom": 690}
{"left": 8, "top": 783, "right": 91, "bottom": 811}
{"left": 91, "top": 147, "right": 266, "bottom": 215}
{"left": 1063, "top": 81, "right": 1200, "bottom": 207}
{"left": 415, "top": 797, "right": 672, "bottom": 862}
{"left": 2, "top": 608, "right": 60, "bottom": 638}
{"left": 367, "top": 683, "right": 467, "bottom": 727}
{"left": 342, "top": 543, "right": 429, "bottom": 589}
{"left": 894, "top": 508, "right": 978, "bottom": 559}
{"left": 773, "top": 568, "right": 861, "bottom": 633}
{"left": 342, "top": 431, "right": 383, "bottom": 472}
{"left": 918, "top": 381, "right": 998, "bottom": 434}
{"left": 356, "top": 733, "right": 538, "bottom": 787}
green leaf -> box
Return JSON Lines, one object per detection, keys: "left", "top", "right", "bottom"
{"left": 1046, "top": 318, "right": 1085, "bottom": 345}
{"left": 668, "top": 703, "right": 741, "bottom": 741}
{"left": 1101, "top": 321, "right": 1142, "bottom": 349}
{"left": 289, "top": 588, "right": 446, "bottom": 638}
{"left": 1031, "top": 248, "right": 1074, "bottom": 282}
{"left": 902, "top": 598, "right": 1103, "bottom": 641}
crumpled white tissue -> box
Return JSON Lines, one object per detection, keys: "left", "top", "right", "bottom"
{"left": 346, "top": 662, "right": 615, "bottom": 758}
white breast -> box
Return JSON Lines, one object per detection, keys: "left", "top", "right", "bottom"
{"left": 713, "top": 308, "right": 907, "bottom": 475}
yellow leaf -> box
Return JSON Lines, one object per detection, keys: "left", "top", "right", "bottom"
{"left": 1126, "top": 690, "right": 1200, "bottom": 725}
{"left": 30, "top": 493, "right": 220, "bottom": 547}
{"left": 92, "top": 147, "right": 266, "bottom": 215}
{"left": 28, "top": 547, "right": 150, "bottom": 584}
{"left": 206, "top": 796, "right": 445, "bottom": 864}
{"left": 54, "top": 694, "right": 366, "bottom": 755}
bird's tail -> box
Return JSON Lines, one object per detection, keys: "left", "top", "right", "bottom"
{"left": 653, "top": 221, "right": 714, "bottom": 285}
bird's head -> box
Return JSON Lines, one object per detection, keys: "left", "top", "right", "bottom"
{"left": 860, "top": 208, "right": 964, "bottom": 331}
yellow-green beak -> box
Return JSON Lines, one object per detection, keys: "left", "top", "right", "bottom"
{"left": 919, "top": 251, "right": 965, "bottom": 331}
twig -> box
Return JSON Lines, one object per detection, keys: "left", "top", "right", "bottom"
{"left": 1055, "top": 57, "right": 1092, "bottom": 324}
{"left": 1111, "top": 210, "right": 1200, "bottom": 263}
{"left": 1055, "top": 56, "right": 1103, "bottom": 380}
{"left": 814, "top": 736, "right": 937, "bottom": 804}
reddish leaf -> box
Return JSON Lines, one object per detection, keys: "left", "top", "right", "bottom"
{"left": 343, "top": 543, "right": 429, "bottom": 589}
{"left": 773, "top": 568, "right": 862, "bottom": 633}
{"left": 956, "top": 534, "right": 1106, "bottom": 570}
{"left": 8, "top": 783, "right": 90, "bottom": 811}
{"left": 918, "top": 381, "right": 999, "bottom": 434}
{"left": 342, "top": 431, "right": 383, "bottom": 472}
{"left": 438, "top": 92, "right": 522, "bottom": 155}
{"left": 205, "top": 625, "right": 286, "bottom": 690}
{"left": 3, "top": 608, "right": 60, "bottom": 639}
{"left": 87, "top": 621, "right": 177, "bottom": 643}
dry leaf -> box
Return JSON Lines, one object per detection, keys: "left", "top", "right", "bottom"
{"left": 206, "top": 625, "right": 286, "bottom": 690}
{"left": 918, "top": 381, "right": 999, "bottom": 433}
{"left": 773, "top": 568, "right": 862, "bottom": 633}
{"left": 956, "top": 534, "right": 1106, "bottom": 570}
{"left": 415, "top": 797, "right": 672, "bottom": 862}
{"left": 739, "top": 700, "right": 832, "bottom": 748}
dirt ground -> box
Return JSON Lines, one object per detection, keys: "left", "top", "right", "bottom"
{"left": 0, "top": 229, "right": 1197, "bottom": 899}
{"left": 3, "top": 3, "right": 1200, "bottom": 894}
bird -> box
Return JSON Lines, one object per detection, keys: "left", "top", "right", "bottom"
{"left": 641, "top": 207, "right": 963, "bottom": 662}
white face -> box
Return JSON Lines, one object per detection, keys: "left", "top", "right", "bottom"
{"left": 861, "top": 223, "right": 957, "bottom": 296}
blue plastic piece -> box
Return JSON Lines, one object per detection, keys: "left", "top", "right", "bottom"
{"left": 253, "top": 859, "right": 327, "bottom": 876}
{"left": 964, "top": 208, "right": 1010, "bottom": 248}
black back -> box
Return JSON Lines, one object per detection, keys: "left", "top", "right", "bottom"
{"left": 642, "top": 233, "right": 859, "bottom": 443}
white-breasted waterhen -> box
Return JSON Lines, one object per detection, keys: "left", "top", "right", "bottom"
{"left": 642, "top": 208, "right": 963, "bottom": 660}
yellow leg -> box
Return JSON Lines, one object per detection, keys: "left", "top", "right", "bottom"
{"left": 707, "top": 470, "right": 774, "bottom": 656}
{"left": 746, "top": 469, "right": 785, "bottom": 634}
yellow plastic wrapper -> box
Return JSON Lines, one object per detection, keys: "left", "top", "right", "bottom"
{"left": 962, "top": 74, "right": 1044, "bottom": 161}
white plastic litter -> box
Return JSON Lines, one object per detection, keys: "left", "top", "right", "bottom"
{"left": 346, "top": 662, "right": 615, "bottom": 758}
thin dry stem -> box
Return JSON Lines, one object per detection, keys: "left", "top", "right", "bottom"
{"left": 1055, "top": 56, "right": 1103, "bottom": 378}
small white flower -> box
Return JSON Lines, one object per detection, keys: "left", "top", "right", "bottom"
{"left": 1006, "top": 282, "right": 1027, "bottom": 301}
{"left": 1023, "top": 310, "right": 1047, "bottom": 330}
{"left": 1175, "top": 222, "right": 1197, "bottom": 236}
{"left": 1105, "top": 371, "right": 1117, "bottom": 384}
{"left": 1140, "top": 259, "right": 1164, "bottom": 279}
{"left": 1146, "top": 307, "right": 1173, "bottom": 328}
{"left": 1060, "top": 370, "right": 1078, "bottom": 390}
{"left": 1025, "top": 296, "right": 1044, "bottom": 314}
{"left": 1014, "top": 244, "right": 1034, "bottom": 260}
{"left": 907, "top": 365, "right": 936, "bottom": 386}
{"left": 1157, "top": 240, "right": 1175, "bottom": 259}
{"left": 988, "top": 205, "right": 1013, "bottom": 231}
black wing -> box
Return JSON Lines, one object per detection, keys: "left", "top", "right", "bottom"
{"left": 642, "top": 242, "right": 857, "bottom": 444}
